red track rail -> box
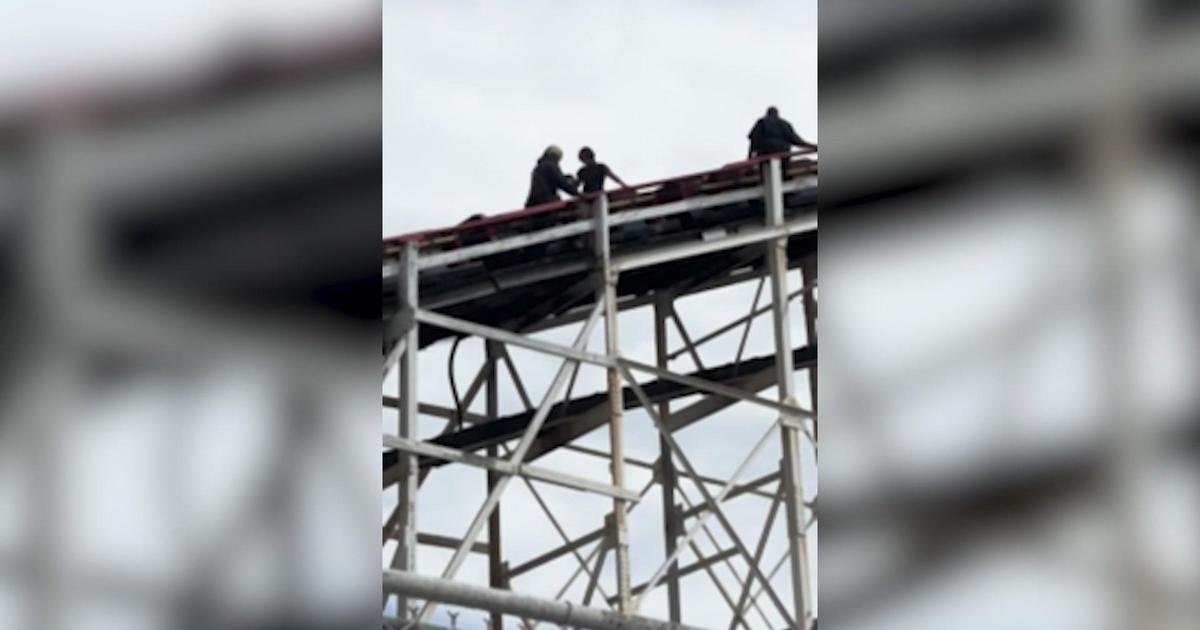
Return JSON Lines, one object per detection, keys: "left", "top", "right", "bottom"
{"left": 384, "top": 149, "right": 816, "bottom": 251}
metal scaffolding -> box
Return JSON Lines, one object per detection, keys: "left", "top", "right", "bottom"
{"left": 383, "top": 154, "right": 817, "bottom": 630}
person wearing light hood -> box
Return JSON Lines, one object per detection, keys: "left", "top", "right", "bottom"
{"left": 524, "top": 145, "right": 579, "bottom": 207}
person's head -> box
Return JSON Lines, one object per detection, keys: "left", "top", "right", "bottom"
{"left": 543, "top": 145, "right": 563, "bottom": 162}
{"left": 578, "top": 146, "right": 595, "bottom": 165}
{"left": 767, "top": 106, "right": 779, "bottom": 118}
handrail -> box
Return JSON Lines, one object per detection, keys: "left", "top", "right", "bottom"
{"left": 383, "top": 148, "right": 816, "bottom": 247}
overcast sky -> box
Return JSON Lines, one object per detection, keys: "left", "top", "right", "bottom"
{"left": 384, "top": 0, "right": 817, "bottom": 237}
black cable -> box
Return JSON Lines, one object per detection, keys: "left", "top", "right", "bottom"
{"left": 447, "top": 336, "right": 465, "bottom": 432}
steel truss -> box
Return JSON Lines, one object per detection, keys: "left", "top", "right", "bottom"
{"left": 384, "top": 157, "right": 817, "bottom": 630}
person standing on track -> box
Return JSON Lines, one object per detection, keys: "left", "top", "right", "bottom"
{"left": 575, "top": 146, "right": 629, "bottom": 194}
{"left": 525, "top": 145, "right": 579, "bottom": 207}
{"left": 747, "top": 106, "right": 815, "bottom": 158}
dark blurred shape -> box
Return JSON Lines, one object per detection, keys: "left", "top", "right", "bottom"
{"left": 821, "top": 1, "right": 1200, "bottom": 628}
{"left": 0, "top": 7, "right": 380, "bottom": 630}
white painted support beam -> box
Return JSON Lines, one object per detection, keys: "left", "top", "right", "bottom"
{"left": 384, "top": 571, "right": 710, "bottom": 630}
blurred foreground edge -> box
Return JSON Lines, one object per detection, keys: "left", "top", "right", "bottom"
{"left": 0, "top": 16, "right": 382, "bottom": 630}
{"left": 820, "top": 2, "right": 1200, "bottom": 629}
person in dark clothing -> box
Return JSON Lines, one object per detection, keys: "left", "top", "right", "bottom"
{"left": 525, "top": 145, "right": 579, "bottom": 207}
{"left": 575, "top": 146, "right": 629, "bottom": 194}
{"left": 747, "top": 106, "right": 816, "bottom": 158}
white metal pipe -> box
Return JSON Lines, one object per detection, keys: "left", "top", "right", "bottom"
{"left": 595, "top": 193, "right": 634, "bottom": 613}
{"left": 392, "top": 242, "right": 421, "bottom": 614}
{"left": 765, "top": 158, "right": 814, "bottom": 630}
{"left": 384, "top": 571, "right": 710, "bottom": 630}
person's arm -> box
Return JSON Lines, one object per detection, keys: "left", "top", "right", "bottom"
{"left": 783, "top": 122, "right": 817, "bottom": 149}
{"left": 784, "top": 121, "right": 807, "bottom": 148}
{"left": 605, "top": 165, "right": 629, "bottom": 188}
{"left": 552, "top": 165, "right": 578, "bottom": 195}
{"left": 793, "top": 136, "right": 816, "bottom": 151}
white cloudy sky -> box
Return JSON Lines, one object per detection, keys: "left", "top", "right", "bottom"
{"left": 384, "top": 0, "right": 817, "bottom": 236}
{"left": 384, "top": 2, "right": 818, "bottom": 628}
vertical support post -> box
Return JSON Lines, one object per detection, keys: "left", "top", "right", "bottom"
{"left": 594, "top": 193, "right": 633, "bottom": 613}
{"left": 392, "top": 242, "right": 421, "bottom": 616}
{"left": 801, "top": 259, "right": 818, "bottom": 438}
{"left": 485, "top": 340, "right": 505, "bottom": 630}
{"left": 28, "top": 120, "right": 82, "bottom": 630}
{"left": 1077, "top": 2, "right": 1159, "bottom": 627}
{"left": 763, "top": 158, "right": 813, "bottom": 628}
{"left": 654, "top": 292, "right": 683, "bottom": 622}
